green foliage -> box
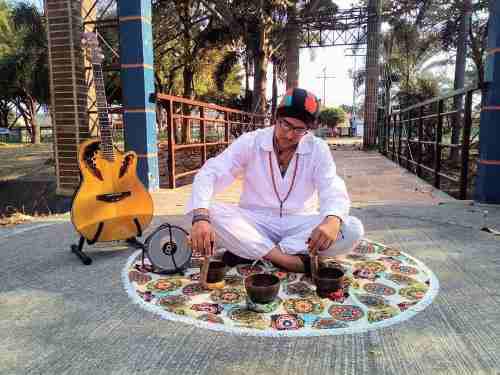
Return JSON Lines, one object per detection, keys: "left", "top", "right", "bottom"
{"left": 395, "top": 76, "right": 440, "bottom": 107}
{"left": 319, "top": 107, "right": 347, "bottom": 128}
{"left": 379, "top": 0, "right": 489, "bottom": 99}
{"left": 0, "top": 1, "right": 19, "bottom": 58}
{"left": 198, "top": 0, "right": 339, "bottom": 112}
{"left": 0, "top": 1, "right": 48, "bottom": 101}
{"left": 214, "top": 51, "right": 240, "bottom": 92}
{"left": 339, "top": 104, "right": 353, "bottom": 114}
{"left": 152, "top": 0, "right": 242, "bottom": 104}
{"left": 0, "top": 1, "right": 48, "bottom": 142}
{"left": 195, "top": 48, "right": 243, "bottom": 99}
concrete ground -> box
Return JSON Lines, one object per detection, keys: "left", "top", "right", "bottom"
{"left": 1, "top": 146, "right": 500, "bottom": 375}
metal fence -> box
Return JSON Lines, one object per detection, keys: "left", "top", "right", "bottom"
{"left": 0, "top": 126, "right": 53, "bottom": 143}
{"left": 156, "top": 94, "right": 270, "bottom": 188}
{"left": 379, "top": 86, "right": 482, "bottom": 199}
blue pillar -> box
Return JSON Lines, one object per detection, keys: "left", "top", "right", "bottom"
{"left": 118, "top": 0, "right": 159, "bottom": 190}
{"left": 475, "top": 1, "right": 500, "bottom": 203}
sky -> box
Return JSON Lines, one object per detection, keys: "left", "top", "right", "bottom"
{"left": 10, "top": 0, "right": 43, "bottom": 8}
{"left": 301, "top": 45, "right": 361, "bottom": 108}
{"left": 269, "top": 45, "right": 361, "bottom": 109}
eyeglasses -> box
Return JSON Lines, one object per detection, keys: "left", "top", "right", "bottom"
{"left": 278, "top": 119, "right": 308, "bottom": 136}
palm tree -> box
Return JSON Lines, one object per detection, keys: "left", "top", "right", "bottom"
{"left": 198, "top": 0, "right": 291, "bottom": 113}
{"left": 284, "top": 0, "right": 338, "bottom": 89}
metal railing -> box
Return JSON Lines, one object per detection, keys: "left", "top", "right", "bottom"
{"left": 379, "top": 86, "right": 482, "bottom": 199}
{"left": 156, "top": 94, "right": 269, "bottom": 188}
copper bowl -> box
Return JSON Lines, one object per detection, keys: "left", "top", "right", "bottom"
{"left": 245, "top": 273, "right": 280, "bottom": 304}
{"left": 313, "top": 266, "right": 345, "bottom": 298}
{"left": 206, "top": 261, "right": 228, "bottom": 283}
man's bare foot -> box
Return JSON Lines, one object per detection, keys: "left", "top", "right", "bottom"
{"left": 263, "top": 246, "right": 306, "bottom": 273}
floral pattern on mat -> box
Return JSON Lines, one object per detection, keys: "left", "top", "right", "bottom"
{"left": 123, "top": 239, "right": 439, "bottom": 336}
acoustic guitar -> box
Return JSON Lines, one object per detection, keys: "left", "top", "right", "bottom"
{"left": 71, "top": 32, "right": 154, "bottom": 243}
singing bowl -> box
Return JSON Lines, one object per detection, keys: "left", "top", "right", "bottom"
{"left": 313, "top": 266, "right": 345, "bottom": 298}
{"left": 245, "top": 273, "right": 280, "bottom": 304}
{"left": 206, "top": 261, "right": 228, "bottom": 283}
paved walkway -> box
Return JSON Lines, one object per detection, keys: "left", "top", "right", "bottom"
{"left": 151, "top": 149, "right": 451, "bottom": 215}
{"left": 1, "top": 147, "right": 500, "bottom": 375}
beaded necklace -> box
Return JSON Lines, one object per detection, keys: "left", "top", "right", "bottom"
{"left": 269, "top": 137, "right": 300, "bottom": 217}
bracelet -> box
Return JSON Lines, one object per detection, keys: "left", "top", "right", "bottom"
{"left": 192, "top": 214, "right": 211, "bottom": 225}
{"left": 326, "top": 215, "right": 342, "bottom": 224}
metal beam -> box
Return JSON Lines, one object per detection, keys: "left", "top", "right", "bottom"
{"left": 295, "top": 7, "right": 369, "bottom": 48}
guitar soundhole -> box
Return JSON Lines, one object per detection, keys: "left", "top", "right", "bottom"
{"left": 83, "top": 143, "right": 103, "bottom": 181}
{"left": 119, "top": 154, "right": 133, "bottom": 178}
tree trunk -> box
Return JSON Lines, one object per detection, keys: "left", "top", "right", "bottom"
{"left": 32, "top": 115, "right": 40, "bottom": 144}
{"left": 245, "top": 57, "right": 249, "bottom": 92}
{"left": 183, "top": 66, "right": 194, "bottom": 99}
{"left": 245, "top": 56, "right": 251, "bottom": 111}
{"left": 383, "top": 81, "right": 391, "bottom": 151}
{"left": 468, "top": 8, "right": 486, "bottom": 100}
{"left": 285, "top": 5, "right": 300, "bottom": 89}
{"left": 182, "top": 66, "right": 194, "bottom": 143}
{"left": 450, "top": 0, "right": 471, "bottom": 163}
{"left": 0, "top": 107, "right": 8, "bottom": 128}
{"left": 20, "top": 110, "right": 32, "bottom": 143}
{"left": 252, "top": 25, "right": 270, "bottom": 114}
{"left": 15, "top": 96, "right": 40, "bottom": 144}
{"left": 363, "top": 0, "right": 381, "bottom": 148}
{"left": 272, "top": 61, "right": 278, "bottom": 122}
{"left": 30, "top": 98, "right": 40, "bottom": 144}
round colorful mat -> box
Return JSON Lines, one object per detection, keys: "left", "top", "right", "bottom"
{"left": 122, "top": 239, "right": 439, "bottom": 336}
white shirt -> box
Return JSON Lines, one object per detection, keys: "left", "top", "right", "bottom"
{"left": 186, "top": 126, "right": 351, "bottom": 222}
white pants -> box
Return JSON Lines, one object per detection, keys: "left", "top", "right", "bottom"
{"left": 208, "top": 202, "right": 364, "bottom": 260}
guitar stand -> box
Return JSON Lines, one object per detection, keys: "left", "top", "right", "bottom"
{"left": 71, "top": 218, "right": 145, "bottom": 265}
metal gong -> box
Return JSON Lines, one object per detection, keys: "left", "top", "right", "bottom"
{"left": 145, "top": 223, "right": 192, "bottom": 273}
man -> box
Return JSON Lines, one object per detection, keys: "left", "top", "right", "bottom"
{"left": 186, "top": 88, "right": 364, "bottom": 274}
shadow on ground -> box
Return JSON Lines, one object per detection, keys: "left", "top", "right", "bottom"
{"left": 0, "top": 180, "right": 72, "bottom": 217}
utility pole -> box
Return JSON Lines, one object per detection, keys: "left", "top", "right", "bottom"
{"left": 316, "top": 67, "right": 335, "bottom": 107}
{"left": 345, "top": 48, "right": 366, "bottom": 135}
{"left": 352, "top": 56, "right": 357, "bottom": 119}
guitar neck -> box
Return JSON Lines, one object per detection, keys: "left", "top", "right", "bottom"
{"left": 92, "top": 63, "right": 114, "bottom": 161}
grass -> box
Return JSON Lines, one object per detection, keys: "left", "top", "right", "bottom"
{"left": 0, "top": 142, "right": 54, "bottom": 182}
{"left": 0, "top": 212, "right": 32, "bottom": 226}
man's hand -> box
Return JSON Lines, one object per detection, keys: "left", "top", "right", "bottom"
{"left": 307, "top": 216, "right": 342, "bottom": 254}
{"left": 190, "top": 220, "right": 216, "bottom": 257}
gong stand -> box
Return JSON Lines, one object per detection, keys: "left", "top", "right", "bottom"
{"left": 71, "top": 218, "right": 145, "bottom": 265}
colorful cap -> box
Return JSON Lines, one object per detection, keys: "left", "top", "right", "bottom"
{"left": 276, "top": 88, "right": 320, "bottom": 127}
